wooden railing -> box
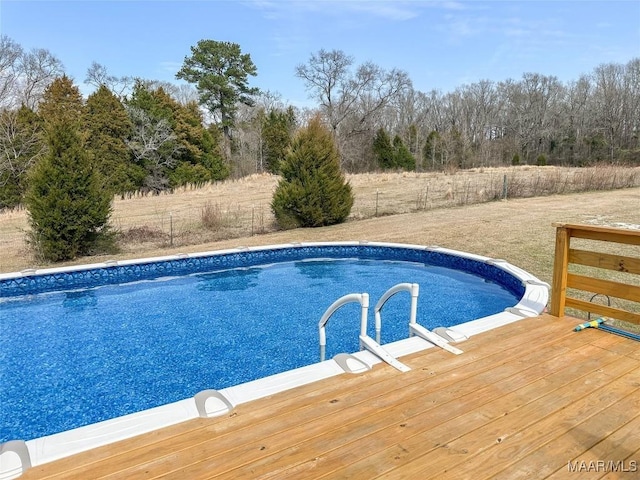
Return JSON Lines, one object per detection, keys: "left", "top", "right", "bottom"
{"left": 549, "top": 223, "right": 640, "bottom": 323}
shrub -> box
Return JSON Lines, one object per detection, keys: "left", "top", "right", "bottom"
{"left": 201, "top": 201, "right": 225, "bottom": 230}
{"left": 512, "top": 153, "right": 521, "bottom": 166}
{"left": 271, "top": 116, "right": 353, "bottom": 229}
{"left": 536, "top": 154, "right": 547, "bottom": 166}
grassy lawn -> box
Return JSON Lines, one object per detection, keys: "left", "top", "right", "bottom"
{"left": 1, "top": 186, "right": 637, "bottom": 284}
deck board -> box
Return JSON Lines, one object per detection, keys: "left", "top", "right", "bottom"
{"left": 493, "top": 395, "right": 640, "bottom": 479}
{"left": 19, "top": 314, "right": 639, "bottom": 480}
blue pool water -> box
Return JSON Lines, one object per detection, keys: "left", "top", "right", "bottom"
{"left": 0, "top": 252, "right": 520, "bottom": 443}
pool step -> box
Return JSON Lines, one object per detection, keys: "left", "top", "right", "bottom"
{"left": 359, "top": 335, "right": 411, "bottom": 372}
{"left": 411, "top": 324, "right": 464, "bottom": 355}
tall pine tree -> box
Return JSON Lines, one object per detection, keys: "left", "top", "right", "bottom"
{"left": 176, "top": 39, "right": 259, "bottom": 147}
{"left": 272, "top": 116, "right": 353, "bottom": 229}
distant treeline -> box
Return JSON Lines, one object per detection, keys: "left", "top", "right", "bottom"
{"left": 1, "top": 34, "right": 638, "bottom": 209}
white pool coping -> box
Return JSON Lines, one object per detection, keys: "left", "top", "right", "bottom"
{"left": 0, "top": 241, "right": 549, "bottom": 480}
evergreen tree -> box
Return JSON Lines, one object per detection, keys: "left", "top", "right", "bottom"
{"left": 272, "top": 116, "right": 353, "bottom": 229}
{"left": 126, "top": 83, "right": 181, "bottom": 192}
{"left": 203, "top": 123, "right": 229, "bottom": 180}
{"left": 373, "top": 128, "right": 394, "bottom": 169}
{"left": 85, "top": 85, "right": 138, "bottom": 195}
{"left": 170, "top": 101, "right": 228, "bottom": 184}
{"left": 373, "top": 129, "right": 415, "bottom": 171}
{"left": 392, "top": 135, "right": 416, "bottom": 170}
{"left": 176, "top": 39, "right": 259, "bottom": 146}
{"left": 38, "top": 75, "right": 84, "bottom": 127}
{"left": 126, "top": 83, "right": 228, "bottom": 190}
{"left": 261, "top": 106, "right": 296, "bottom": 174}
{"left": 25, "top": 121, "right": 113, "bottom": 261}
{"left": 423, "top": 130, "right": 443, "bottom": 170}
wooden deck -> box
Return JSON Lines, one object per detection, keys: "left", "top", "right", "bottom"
{"left": 21, "top": 314, "right": 640, "bottom": 480}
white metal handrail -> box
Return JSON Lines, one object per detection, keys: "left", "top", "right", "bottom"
{"left": 374, "top": 282, "right": 463, "bottom": 355}
{"left": 318, "top": 291, "right": 411, "bottom": 372}
{"left": 318, "top": 293, "right": 369, "bottom": 362}
{"left": 374, "top": 283, "right": 419, "bottom": 343}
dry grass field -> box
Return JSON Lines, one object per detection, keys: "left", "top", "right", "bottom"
{"left": 1, "top": 166, "right": 638, "bottom": 294}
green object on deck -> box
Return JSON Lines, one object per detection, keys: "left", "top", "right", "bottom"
{"left": 574, "top": 318, "right": 604, "bottom": 331}
{"left": 574, "top": 317, "right": 640, "bottom": 342}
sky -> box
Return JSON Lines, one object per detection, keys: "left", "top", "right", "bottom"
{"left": 1, "top": 0, "right": 639, "bottom": 106}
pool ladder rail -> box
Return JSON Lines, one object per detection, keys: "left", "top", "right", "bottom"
{"left": 318, "top": 283, "right": 464, "bottom": 373}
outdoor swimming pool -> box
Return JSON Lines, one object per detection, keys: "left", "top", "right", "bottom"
{"left": 0, "top": 242, "right": 548, "bottom": 476}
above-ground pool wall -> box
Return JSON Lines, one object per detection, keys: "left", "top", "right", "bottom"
{"left": 0, "top": 242, "right": 526, "bottom": 300}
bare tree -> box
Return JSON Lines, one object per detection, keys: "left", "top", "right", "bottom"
{"left": 347, "top": 64, "right": 412, "bottom": 134}
{"left": 296, "top": 49, "right": 411, "bottom": 170}
{"left": 254, "top": 89, "right": 287, "bottom": 112}
{"left": 500, "top": 73, "right": 563, "bottom": 162}
{"left": 17, "top": 47, "right": 65, "bottom": 109}
{"left": 590, "top": 59, "right": 640, "bottom": 160}
{"left": 232, "top": 102, "right": 262, "bottom": 176}
{"left": 622, "top": 58, "right": 640, "bottom": 152}
{"left": 1, "top": 37, "right": 64, "bottom": 110}
{"left": 0, "top": 35, "right": 23, "bottom": 108}
{"left": 172, "top": 83, "right": 199, "bottom": 106}
{"left": 0, "top": 107, "right": 45, "bottom": 186}
{"left": 84, "top": 61, "right": 133, "bottom": 99}
{"left": 557, "top": 75, "right": 591, "bottom": 164}
{"left": 295, "top": 49, "right": 355, "bottom": 138}
{"left": 125, "top": 105, "right": 181, "bottom": 192}
{"left": 297, "top": 51, "right": 411, "bottom": 136}
{"left": 456, "top": 80, "right": 503, "bottom": 167}
{"left": 590, "top": 63, "right": 626, "bottom": 161}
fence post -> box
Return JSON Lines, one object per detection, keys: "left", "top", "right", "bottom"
{"left": 549, "top": 223, "right": 570, "bottom": 317}
{"left": 169, "top": 212, "right": 173, "bottom": 247}
{"left": 502, "top": 174, "right": 508, "bottom": 200}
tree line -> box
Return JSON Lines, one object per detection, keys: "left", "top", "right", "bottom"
{"left": 0, "top": 34, "right": 637, "bottom": 261}
{"left": 0, "top": 37, "right": 298, "bottom": 209}
{"left": 2, "top": 35, "right": 639, "bottom": 210}
{"left": 299, "top": 51, "right": 639, "bottom": 172}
